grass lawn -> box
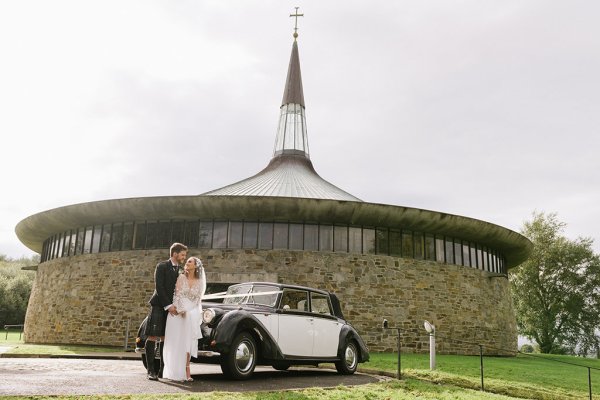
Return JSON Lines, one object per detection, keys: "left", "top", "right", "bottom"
{"left": 0, "top": 330, "right": 122, "bottom": 355}
{"left": 366, "top": 352, "right": 600, "bottom": 399}
{"left": 0, "top": 380, "right": 531, "bottom": 400}
{"left": 0, "top": 330, "right": 24, "bottom": 342}
{"left": 1, "top": 334, "right": 598, "bottom": 399}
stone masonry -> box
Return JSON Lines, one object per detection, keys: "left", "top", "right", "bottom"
{"left": 24, "top": 249, "right": 517, "bottom": 355}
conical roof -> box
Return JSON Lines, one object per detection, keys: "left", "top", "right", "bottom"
{"left": 281, "top": 41, "right": 305, "bottom": 107}
{"left": 202, "top": 38, "right": 361, "bottom": 202}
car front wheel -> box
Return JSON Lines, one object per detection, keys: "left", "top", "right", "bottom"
{"left": 220, "top": 332, "right": 257, "bottom": 380}
{"left": 335, "top": 340, "right": 358, "bottom": 375}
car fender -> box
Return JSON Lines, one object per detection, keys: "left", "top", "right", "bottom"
{"left": 135, "top": 317, "right": 149, "bottom": 349}
{"left": 338, "top": 324, "right": 370, "bottom": 362}
{"left": 214, "top": 310, "right": 284, "bottom": 359}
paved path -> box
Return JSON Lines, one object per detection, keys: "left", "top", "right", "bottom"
{"left": 0, "top": 358, "right": 380, "bottom": 396}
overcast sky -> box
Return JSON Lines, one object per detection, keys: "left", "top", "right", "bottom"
{"left": 1, "top": 0, "right": 599, "bottom": 259}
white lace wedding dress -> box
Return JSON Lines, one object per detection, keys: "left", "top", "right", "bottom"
{"left": 162, "top": 269, "right": 206, "bottom": 381}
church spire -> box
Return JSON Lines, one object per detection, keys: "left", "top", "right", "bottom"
{"left": 201, "top": 8, "right": 361, "bottom": 202}
{"left": 273, "top": 7, "right": 309, "bottom": 158}
{"left": 280, "top": 40, "right": 305, "bottom": 107}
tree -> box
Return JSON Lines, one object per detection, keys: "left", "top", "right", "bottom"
{"left": 510, "top": 212, "right": 600, "bottom": 354}
{"left": 0, "top": 254, "right": 37, "bottom": 327}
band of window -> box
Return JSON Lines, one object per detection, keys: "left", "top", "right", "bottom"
{"left": 40, "top": 220, "right": 506, "bottom": 275}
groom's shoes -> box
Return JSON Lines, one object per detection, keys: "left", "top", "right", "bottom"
{"left": 145, "top": 339, "right": 158, "bottom": 381}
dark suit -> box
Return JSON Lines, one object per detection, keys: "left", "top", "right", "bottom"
{"left": 150, "top": 260, "right": 179, "bottom": 308}
{"left": 145, "top": 260, "right": 179, "bottom": 336}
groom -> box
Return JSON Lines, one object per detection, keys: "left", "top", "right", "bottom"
{"left": 144, "top": 242, "right": 188, "bottom": 380}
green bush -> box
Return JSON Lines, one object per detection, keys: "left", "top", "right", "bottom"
{"left": 520, "top": 344, "right": 534, "bottom": 353}
{"left": 0, "top": 255, "right": 37, "bottom": 327}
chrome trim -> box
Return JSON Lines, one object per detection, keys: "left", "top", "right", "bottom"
{"left": 197, "top": 350, "right": 221, "bottom": 357}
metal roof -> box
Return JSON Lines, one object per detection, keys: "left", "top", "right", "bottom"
{"left": 202, "top": 155, "right": 361, "bottom": 201}
{"left": 202, "top": 39, "right": 360, "bottom": 202}
{"left": 14, "top": 195, "right": 532, "bottom": 268}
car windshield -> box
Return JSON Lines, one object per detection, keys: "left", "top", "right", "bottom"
{"left": 223, "top": 284, "right": 280, "bottom": 307}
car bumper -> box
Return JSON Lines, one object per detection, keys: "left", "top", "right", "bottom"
{"left": 197, "top": 350, "right": 221, "bottom": 357}
{"left": 135, "top": 347, "right": 221, "bottom": 358}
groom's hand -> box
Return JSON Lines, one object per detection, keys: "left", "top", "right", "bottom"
{"left": 168, "top": 305, "right": 177, "bottom": 315}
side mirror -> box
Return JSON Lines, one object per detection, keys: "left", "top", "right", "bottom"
{"left": 383, "top": 319, "right": 389, "bottom": 329}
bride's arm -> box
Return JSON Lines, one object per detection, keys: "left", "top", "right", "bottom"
{"left": 173, "top": 275, "right": 186, "bottom": 314}
{"left": 200, "top": 267, "right": 207, "bottom": 300}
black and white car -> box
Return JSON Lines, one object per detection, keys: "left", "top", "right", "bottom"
{"left": 136, "top": 282, "right": 369, "bottom": 380}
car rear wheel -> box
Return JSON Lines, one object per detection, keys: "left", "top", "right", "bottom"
{"left": 220, "top": 332, "right": 257, "bottom": 380}
{"left": 335, "top": 340, "right": 358, "bottom": 375}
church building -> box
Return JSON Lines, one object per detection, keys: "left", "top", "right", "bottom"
{"left": 16, "top": 16, "right": 531, "bottom": 354}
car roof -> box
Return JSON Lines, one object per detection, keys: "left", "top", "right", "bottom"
{"left": 227, "top": 282, "right": 346, "bottom": 320}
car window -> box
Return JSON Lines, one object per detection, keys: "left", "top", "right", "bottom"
{"left": 280, "top": 289, "right": 309, "bottom": 312}
{"left": 224, "top": 284, "right": 253, "bottom": 304}
{"left": 224, "top": 284, "right": 279, "bottom": 306}
{"left": 310, "top": 292, "right": 332, "bottom": 315}
{"left": 249, "top": 285, "right": 279, "bottom": 307}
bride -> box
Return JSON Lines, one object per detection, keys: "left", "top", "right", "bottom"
{"left": 162, "top": 256, "right": 206, "bottom": 382}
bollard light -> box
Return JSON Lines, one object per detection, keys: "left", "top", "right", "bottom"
{"left": 424, "top": 320, "right": 436, "bottom": 370}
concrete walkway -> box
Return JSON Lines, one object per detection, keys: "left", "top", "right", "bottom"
{"left": 0, "top": 357, "right": 381, "bottom": 396}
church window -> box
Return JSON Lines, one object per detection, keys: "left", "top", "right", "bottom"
{"left": 389, "top": 230, "right": 402, "bottom": 256}
{"left": 242, "top": 222, "right": 258, "bottom": 249}
{"left": 402, "top": 231, "right": 413, "bottom": 258}
{"left": 289, "top": 223, "right": 303, "bottom": 250}
{"left": 273, "top": 223, "right": 288, "bottom": 249}
{"left": 258, "top": 222, "right": 274, "bottom": 249}
{"left": 304, "top": 224, "right": 318, "bottom": 250}
{"left": 348, "top": 227, "right": 362, "bottom": 253}
{"left": 213, "top": 222, "right": 228, "bottom": 248}
{"left": 197, "top": 221, "right": 212, "bottom": 248}
{"left": 333, "top": 225, "right": 348, "bottom": 252}
{"left": 228, "top": 222, "right": 243, "bottom": 248}
{"left": 363, "top": 228, "right": 375, "bottom": 254}
{"left": 319, "top": 225, "right": 333, "bottom": 252}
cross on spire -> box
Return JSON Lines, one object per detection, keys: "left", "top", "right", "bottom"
{"left": 290, "top": 7, "right": 304, "bottom": 40}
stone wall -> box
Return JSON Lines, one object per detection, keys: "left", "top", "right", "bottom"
{"left": 24, "top": 249, "right": 517, "bottom": 355}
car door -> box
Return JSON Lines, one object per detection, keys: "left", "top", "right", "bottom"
{"left": 309, "top": 291, "right": 342, "bottom": 357}
{"left": 277, "top": 288, "right": 313, "bottom": 357}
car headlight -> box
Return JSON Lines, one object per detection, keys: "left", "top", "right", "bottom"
{"left": 203, "top": 308, "right": 216, "bottom": 324}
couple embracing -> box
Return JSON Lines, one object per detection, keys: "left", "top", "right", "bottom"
{"left": 144, "top": 243, "right": 206, "bottom": 382}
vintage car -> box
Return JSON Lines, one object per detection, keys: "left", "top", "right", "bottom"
{"left": 136, "top": 282, "right": 369, "bottom": 380}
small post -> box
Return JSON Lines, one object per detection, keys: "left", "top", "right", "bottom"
{"left": 479, "top": 344, "right": 484, "bottom": 391}
{"left": 588, "top": 367, "right": 592, "bottom": 400}
{"left": 124, "top": 319, "right": 130, "bottom": 351}
{"left": 382, "top": 319, "right": 402, "bottom": 380}
{"left": 397, "top": 327, "right": 401, "bottom": 379}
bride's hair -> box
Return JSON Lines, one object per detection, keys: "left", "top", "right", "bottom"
{"left": 189, "top": 257, "right": 203, "bottom": 279}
